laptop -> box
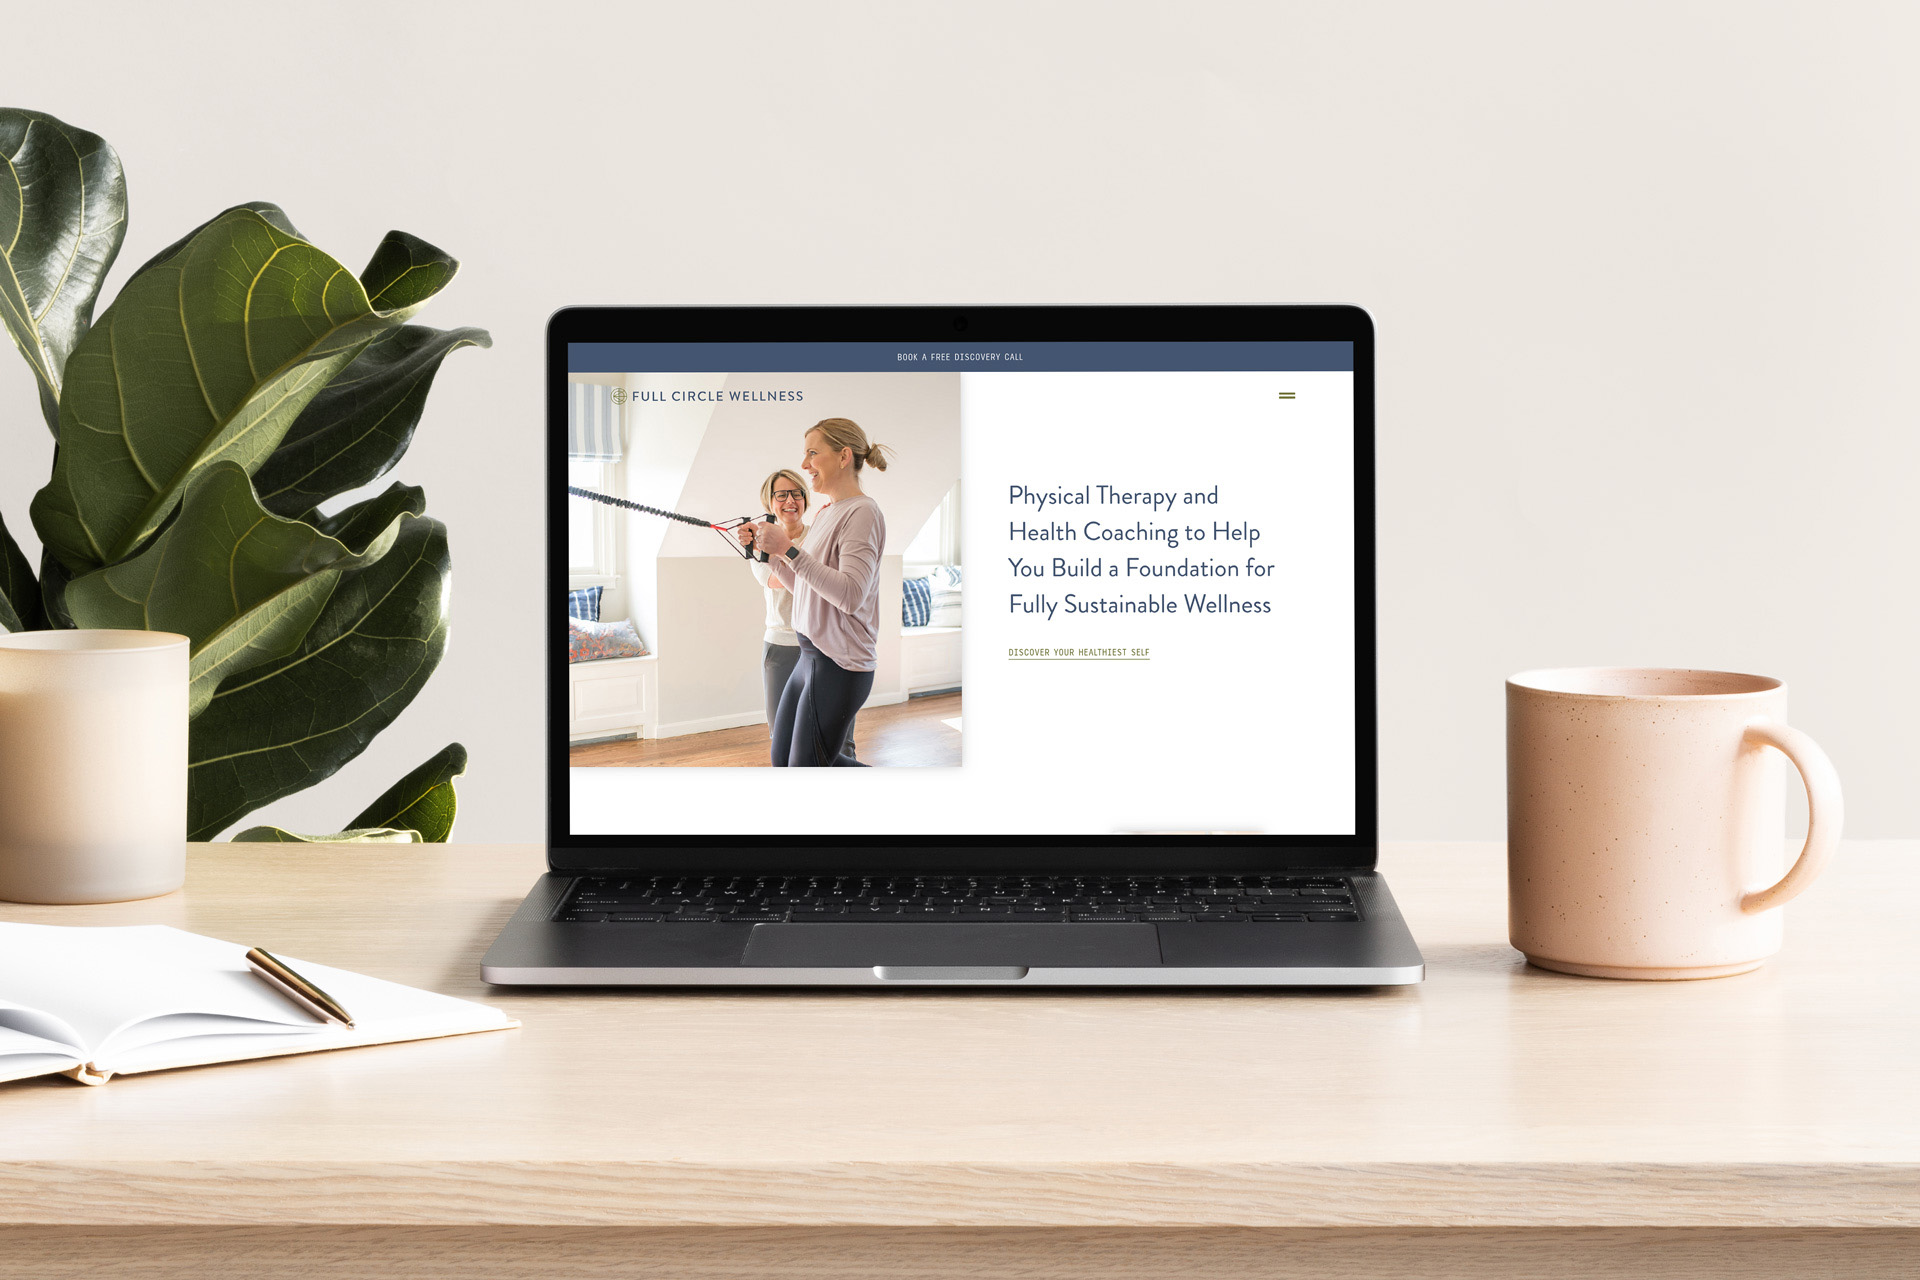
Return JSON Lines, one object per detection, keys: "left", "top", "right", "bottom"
{"left": 481, "top": 305, "right": 1423, "bottom": 986}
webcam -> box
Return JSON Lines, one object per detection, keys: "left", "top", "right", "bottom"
{"left": 952, "top": 314, "right": 969, "bottom": 332}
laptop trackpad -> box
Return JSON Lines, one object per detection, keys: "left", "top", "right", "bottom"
{"left": 743, "top": 923, "right": 1162, "bottom": 968}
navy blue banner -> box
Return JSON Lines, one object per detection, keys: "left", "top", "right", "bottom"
{"left": 568, "top": 341, "right": 1352, "bottom": 374}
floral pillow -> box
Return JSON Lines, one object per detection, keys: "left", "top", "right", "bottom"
{"left": 568, "top": 616, "right": 650, "bottom": 663}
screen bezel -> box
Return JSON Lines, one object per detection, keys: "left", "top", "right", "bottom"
{"left": 547, "top": 305, "right": 1377, "bottom": 874}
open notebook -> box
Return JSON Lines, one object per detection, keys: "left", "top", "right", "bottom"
{"left": 0, "top": 923, "right": 515, "bottom": 1085}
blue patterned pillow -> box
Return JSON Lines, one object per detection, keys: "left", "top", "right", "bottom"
{"left": 567, "top": 586, "right": 602, "bottom": 621}
{"left": 902, "top": 575, "right": 932, "bottom": 627}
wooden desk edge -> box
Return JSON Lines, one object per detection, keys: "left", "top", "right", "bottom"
{"left": 3, "top": 1161, "right": 1918, "bottom": 1228}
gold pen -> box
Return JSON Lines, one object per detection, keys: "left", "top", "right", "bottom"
{"left": 245, "top": 947, "right": 356, "bottom": 1029}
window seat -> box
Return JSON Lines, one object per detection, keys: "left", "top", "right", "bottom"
{"left": 568, "top": 652, "right": 658, "bottom": 742}
{"left": 899, "top": 625, "right": 961, "bottom": 695}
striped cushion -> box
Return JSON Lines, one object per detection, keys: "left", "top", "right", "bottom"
{"left": 901, "top": 575, "right": 932, "bottom": 627}
{"left": 567, "top": 586, "right": 602, "bottom": 621}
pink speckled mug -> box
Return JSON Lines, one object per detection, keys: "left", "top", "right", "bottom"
{"left": 1506, "top": 668, "right": 1843, "bottom": 980}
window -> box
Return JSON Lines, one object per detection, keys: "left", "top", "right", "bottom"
{"left": 569, "top": 458, "right": 616, "bottom": 581}
{"left": 904, "top": 481, "right": 961, "bottom": 570}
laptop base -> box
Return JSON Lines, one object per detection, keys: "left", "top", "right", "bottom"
{"left": 481, "top": 870, "right": 1424, "bottom": 986}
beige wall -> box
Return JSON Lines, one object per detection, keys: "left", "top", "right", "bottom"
{"left": 654, "top": 555, "right": 907, "bottom": 738}
{"left": 653, "top": 556, "right": 770, "bottom": 735}
{"left": 2, "top": 2, "right": 1913, "bottom": 838}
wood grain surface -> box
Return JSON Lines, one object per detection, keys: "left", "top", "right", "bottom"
{"left": 1, "top": 841, "right": 1915, "bottom": 1247}
{"left": 3, "top": 1226, "right": 1917, "bottom": 1280}
{"left": 569, "top": 691, "right": 962, "bottom": 766}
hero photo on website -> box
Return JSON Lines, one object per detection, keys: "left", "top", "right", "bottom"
{"left": 565, "top": 342, "right": 1355, "bottom": 837}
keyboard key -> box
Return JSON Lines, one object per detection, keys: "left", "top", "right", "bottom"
{"left": 561, "top": 874, "right": 1357, "bottom": 925}
{"left": 1191, "top": 913, "right": 1245, "bottom": 923}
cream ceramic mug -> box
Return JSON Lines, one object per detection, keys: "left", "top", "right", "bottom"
{"left": 1506, "top": 668, "right": 1842, "bottom": 979}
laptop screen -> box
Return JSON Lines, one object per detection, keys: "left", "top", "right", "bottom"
{"left": 555, "top": 311, "right": 1370, "bottom": 859}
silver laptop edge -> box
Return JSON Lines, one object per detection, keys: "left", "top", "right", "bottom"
{"left": 492, "top": 305, "right": 1421, "bottom": 987}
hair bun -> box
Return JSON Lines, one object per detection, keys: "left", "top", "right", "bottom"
{"left": 808, "top": 418, "right": 894, "bottom": 474}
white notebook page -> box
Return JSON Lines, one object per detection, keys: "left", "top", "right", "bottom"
{"left": 0, "top": 923, "right": 512, "bottom": 1079}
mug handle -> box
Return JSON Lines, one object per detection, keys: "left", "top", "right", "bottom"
{"left": 1739, "top": 719, "right": 1844, "bottom": 914}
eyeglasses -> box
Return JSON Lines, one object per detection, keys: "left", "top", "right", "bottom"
{"left": 771, "top": 489, "right": 806, "bottom": 502}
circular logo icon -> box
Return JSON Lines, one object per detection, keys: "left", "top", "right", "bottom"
{"left": 610, "top": 387, "right": 629, "bottom": 405}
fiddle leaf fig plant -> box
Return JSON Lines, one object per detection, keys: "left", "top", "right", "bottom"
{"left": 0, "top": 110, "right": 126, "bottom": 435}
{"left": 0, "top": 107, "right": 488, "bottom": 842}
{"left": 233, "top": 744, "right": 469, "bottom": 844}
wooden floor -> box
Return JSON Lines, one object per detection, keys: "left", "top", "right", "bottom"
{"left": 571, "top": 691, "right": 962, "bottom": 768}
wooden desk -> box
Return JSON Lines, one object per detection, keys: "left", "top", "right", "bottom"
{"left": 3, "top": 842, "right": 1915, "bottom": 1279}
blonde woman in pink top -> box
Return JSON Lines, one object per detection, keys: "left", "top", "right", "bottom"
{"left": 738, "top": 418, "right": 892, "bottom": 767}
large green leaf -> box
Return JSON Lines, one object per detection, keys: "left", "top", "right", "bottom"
{"left": 28, "top": 207, "right": 458, "bottom": 572}
{"left": 0, "top": 510, "right": 41, "bottom": 631}
{"left": 37, "top": 548, "right": 73, "bottom": 628}
{"left": 64, "top": 462, "right": 414, "bottom": 717}
{"left": 311, "top": 480, "right": 427, "bottom": 544}
{"left": 0, "top": 109, "right": 127, "bottom": 433}
{"left": 358, "top": 230, "right": 459, "bottom": 315}
{"left": 254, "top": 325, "right": 490, "bottom": 518}
{"left": 230, "top": 825, "right": 420, "bottom": 844}
{"left": 122, "top": 200, "right": 303, "bottom": 288}
{"left": 225, "top": 741, "right": 466, "bottom": 844}
{"left": 186, "top": 515, "right": 450, "bottom": 840}
{"left": 347, "top": 742, "right": 466, "bottom": 842}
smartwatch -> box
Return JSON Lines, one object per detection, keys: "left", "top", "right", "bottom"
{"left": 783, "top": 545, "right": 800, "bottom": 561}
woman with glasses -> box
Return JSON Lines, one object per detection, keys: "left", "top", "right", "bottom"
{"left": 748, "top": 467, "right": 858, "bottom": 764}
{"left": 739, "top": 418, "right": 892, "bottom": 767}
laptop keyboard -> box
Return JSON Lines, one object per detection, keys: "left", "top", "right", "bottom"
{"left": 555, "top": 874, "right": 1361, "bottom": 924}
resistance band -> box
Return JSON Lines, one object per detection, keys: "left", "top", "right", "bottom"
{"left": 567, "top": 485, "right": 774, "bottom": 562}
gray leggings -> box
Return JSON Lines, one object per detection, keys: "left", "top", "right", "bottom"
{"left": 764, "top": 642, "right": 858, "bottom": 764}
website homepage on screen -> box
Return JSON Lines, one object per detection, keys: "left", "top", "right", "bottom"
{"left": 565, "top": 341, "right": 1355, "bottom": 837}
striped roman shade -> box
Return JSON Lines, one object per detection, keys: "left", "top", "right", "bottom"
{"left": 567, "top": 383, "right": 624, "bottom": 461}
